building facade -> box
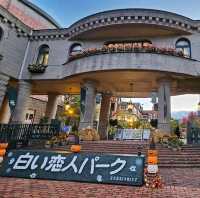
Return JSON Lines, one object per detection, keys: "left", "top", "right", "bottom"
{"left": 1, "top": 2, "right": 200, "bottom": 139}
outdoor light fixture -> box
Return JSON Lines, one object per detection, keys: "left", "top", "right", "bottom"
{"left": 68, "top": 108, "right": 74, "bottom": 115}
{"left": 127, "top": 100, "right": 134, "bottom": 111}
{"left": 65, "top": 104, "right": 70, "bottom": 111}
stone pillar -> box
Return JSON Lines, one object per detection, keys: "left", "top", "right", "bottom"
{"left": 0, "top": 73, "right": 9, "bottom": 110}
{"left": 79, "top": 81, "right": 96, "bottom": 129}
{"left": 98, "top": 93, "right": 112, "bottom": 140}
{"left": 11, "top": 80, "right": 32, "bottom": 123}
{"left": 158, "top": 80, "right": 171, "bottom": 133}
{"left": 45, "top": 94, "right": 59, "bottom": 122}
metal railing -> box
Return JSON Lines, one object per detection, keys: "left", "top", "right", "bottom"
{"left": 0, "top": 124, "right": 59, "bottom": 147}
{"left": 187, "top": 123, "right": 200, "bottom": 144}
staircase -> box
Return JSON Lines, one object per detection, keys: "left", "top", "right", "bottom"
{"left": 55, "top": 141, "right": 200, "bottom": 168}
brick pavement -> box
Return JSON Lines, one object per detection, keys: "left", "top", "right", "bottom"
{"left": 0, "top": 168, "right": 199, "bottom": 198}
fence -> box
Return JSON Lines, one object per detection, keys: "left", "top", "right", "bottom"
{"left": 0, "top": 124, "right": 59, "bottom": 147}
{"left": 187, "top": 123, "right": 200, "bottom": 144}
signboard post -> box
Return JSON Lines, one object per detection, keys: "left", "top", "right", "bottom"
{"left": 0, "top": 150, "right": 145, "bottom": 186}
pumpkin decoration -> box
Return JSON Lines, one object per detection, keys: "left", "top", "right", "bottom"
{"left": 148, "top": 150, "right": 158, "bottom": 157}
{"left": 0, "top": 143, "right": 8, "bottom": 149}
{"left": 144, "top": 138, "right": 163, "bottom": 189}
{"left": 0, "top": 149, "right": 6, "bottom": 157}
{"left": 71, "top": 144, "right": 81, "bottom": 153}
{"left": 148, "top": 156, "right": 158, "bottom": 165}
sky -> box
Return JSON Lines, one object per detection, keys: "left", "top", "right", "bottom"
{"left": 30, "top": 0, "right": 200, "bottom": 112}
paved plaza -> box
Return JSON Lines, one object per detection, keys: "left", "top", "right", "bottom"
{"left": 0, "top": 168, "right": 199, "bottom": 198}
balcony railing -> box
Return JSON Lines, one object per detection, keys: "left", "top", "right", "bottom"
{"left": 67, "top": 45, "right": 186, "bottom": 63}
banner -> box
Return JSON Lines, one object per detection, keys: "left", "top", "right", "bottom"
{"left": 0, "top": 150, "right": 145, "bottom": 186}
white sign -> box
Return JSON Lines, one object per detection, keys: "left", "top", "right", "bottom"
{"left": 114, "top": 129, "right": 151, "bottom": 140}
{"left": 143, "top": 129, "right": 151, "bottom": 140}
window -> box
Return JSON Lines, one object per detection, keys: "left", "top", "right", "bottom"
{"left": 176, "top": 38, "right": 191, "bottom": 58}
{"left": 69, "top": 43, "right": 82, "bottom": 55}
{"left": 36, "top": 45, "right": 49, "bottom": 65}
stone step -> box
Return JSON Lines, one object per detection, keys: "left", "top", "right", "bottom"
{"left": 157, "top": 164, "right": 200, "bottom": 168}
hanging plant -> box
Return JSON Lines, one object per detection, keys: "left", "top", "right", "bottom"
{"left": 28, "top": 64, "right": 48, "bottom": 73}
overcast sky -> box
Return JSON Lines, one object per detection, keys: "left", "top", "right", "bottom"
{"left": 30, "top": 0, "right": 200, "bottom": 112}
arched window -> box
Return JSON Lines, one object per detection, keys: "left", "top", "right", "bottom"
{"left": 69, "top": 43, "right": 82, "bottom": 55}
{"left": 176, "top": 38, "right": 191, "bottom": 58}
{"left": 36, "top": 44, "right": 49, "bottom": 65}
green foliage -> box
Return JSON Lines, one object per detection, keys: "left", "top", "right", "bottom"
{"left": 39, "top": 116, "right": 49, "bottom": 124}
{"left": 139, "top": 120, "right": 151, "bottom": 129}
{"left": 108, "top": 126, "right": 117, "bottom": 135}
{"left": 168, "top": 136, "right": 184, "bottom": 148}
{"left": 170, "top": 119, "right": 179, "bottom": 132}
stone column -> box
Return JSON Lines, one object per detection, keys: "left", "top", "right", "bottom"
{"left": 0, "top": 73, "right": 9, "bottom": 110}
{"left": 11, "top": 80, "right": 32, "bottom": 123}
{"left": 79, "top": 81, "right": 96, "bottom": 129}
{"left": 158, "top": 80, "right": 171, "bottom": 133}
{"left": 45, "top": 94, "right": 59, "bottom": 122}
{"left": 98, "top": 93, "right": 112, "bottom": 140}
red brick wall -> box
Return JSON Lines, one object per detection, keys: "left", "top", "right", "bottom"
{"left": 0, "top": 0, "right": 53, "bottom": 29}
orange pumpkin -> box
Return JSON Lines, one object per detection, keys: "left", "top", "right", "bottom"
{"left": 0, "top": 143, "right": 8, "bottom": 149}
{"left": 148, "top": 150, "right": 158, "bottom": 157}
{"left": 0, "top": 149, "right": 6, "bottom": 157}
{"left": 71, "top": 145, "right": 81, "bottom": 153}
{"left": 148, "top": 156, "right": 158, "bottom": 165}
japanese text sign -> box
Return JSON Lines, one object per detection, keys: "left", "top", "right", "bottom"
{"left": 0, "top": 150, "right": 145, "bottom": 186}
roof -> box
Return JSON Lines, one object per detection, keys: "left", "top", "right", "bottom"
{"left": 19, "top": 0, "right": 61, "bottom": 28}
{"left": 69, "top": 8, "right": 195, "bottom": 28}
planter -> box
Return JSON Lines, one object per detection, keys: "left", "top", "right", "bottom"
{"left": 172, "top": 147, "right": 178, "bottom": 152}
{"left": 167, "top": 145, "right": 172, "bottom": 149}
{"left": 28, "top": 64, "right": 48, "bottom": 73}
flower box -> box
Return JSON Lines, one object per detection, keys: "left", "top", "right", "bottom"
{"left": 28, "top": 64, "right": 48, "bottom": 73}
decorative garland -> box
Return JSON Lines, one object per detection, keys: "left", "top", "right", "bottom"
{"left": 144, "top": 168, "right": 164, "bottom": 189}
{"left": 68, "top": 45, "right": 186, "bottom": 62}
